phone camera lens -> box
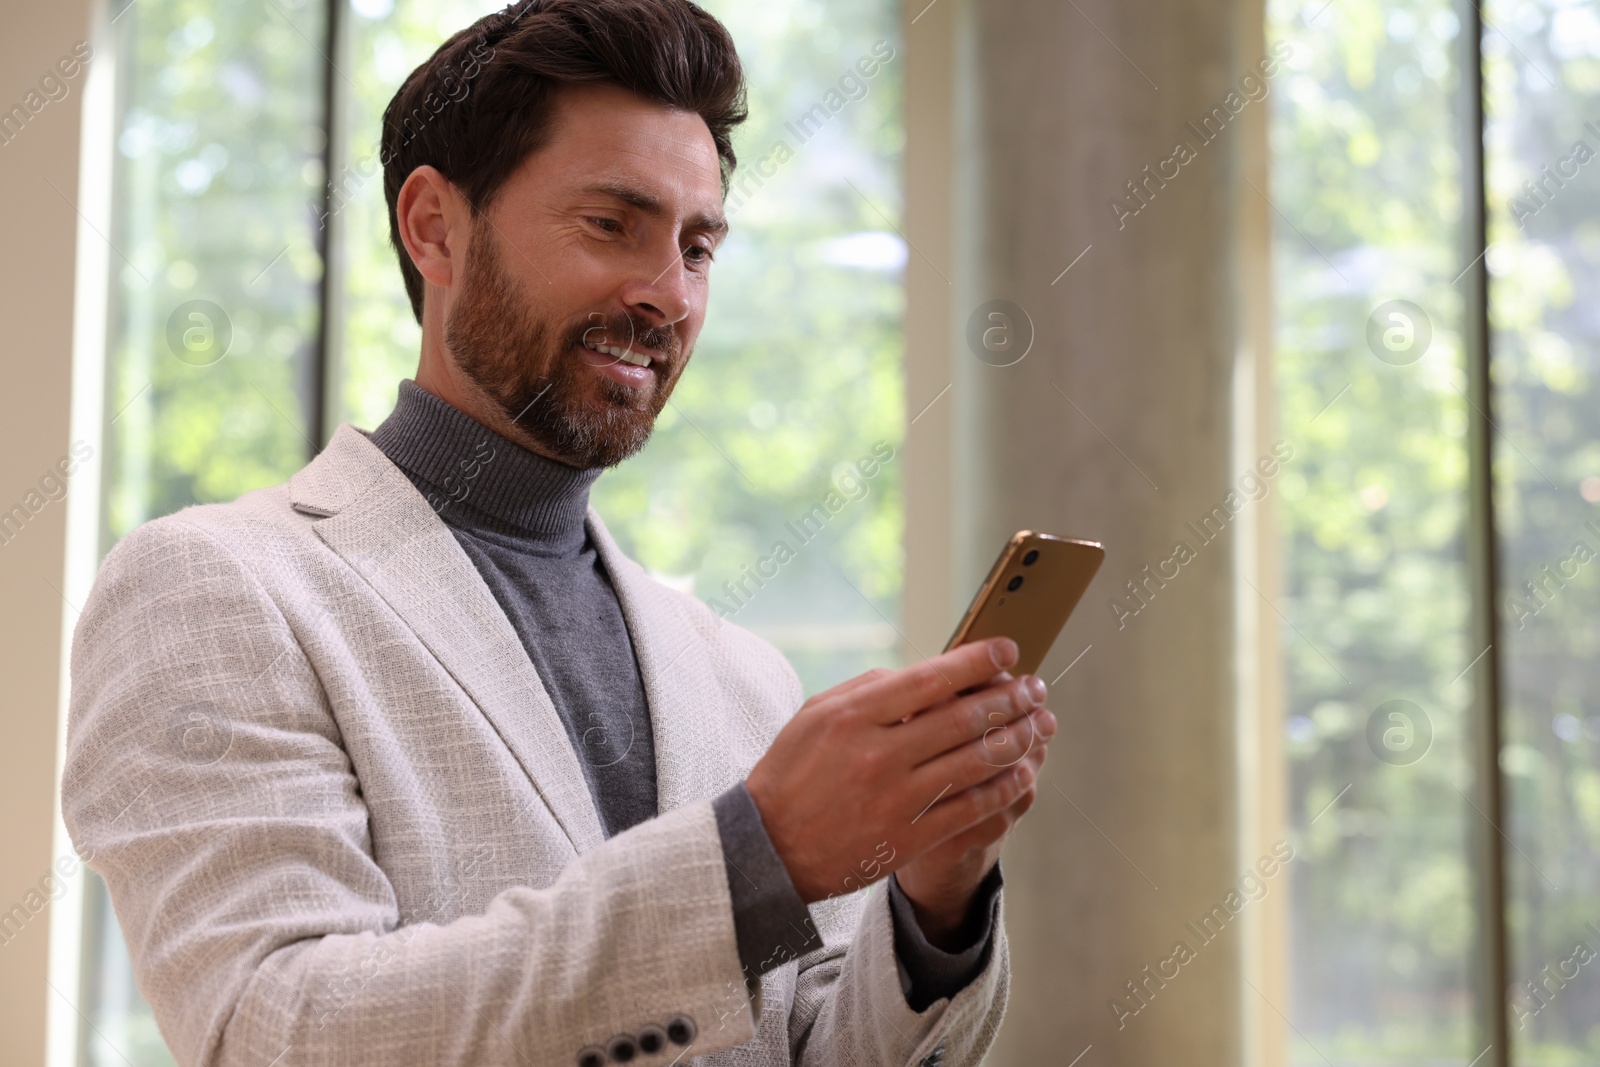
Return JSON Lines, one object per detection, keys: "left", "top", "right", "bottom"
{"left": 1007, "top": 575, "right": 1023, "bottom": 592}
{"left": 1022, "top": 550, "right": 1039, "bottom": 566}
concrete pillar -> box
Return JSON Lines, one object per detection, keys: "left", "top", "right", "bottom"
{"left": 903, "top": 0, "right": 1281, "bottom": 1063}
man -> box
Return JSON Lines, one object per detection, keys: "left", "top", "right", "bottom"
{"left": 61, "top": 2, "right": 1057, "bottom": 1065}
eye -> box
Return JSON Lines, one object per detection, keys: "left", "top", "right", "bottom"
{"left": 585, "top": 216, "right": 622, "bottom": 234}
{"left": 684, "top": 244, "right": 715, "bottom": 266}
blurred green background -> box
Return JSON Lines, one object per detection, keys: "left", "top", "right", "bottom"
{"left": 1272, "top": 0, "right": 1600, "bottom": 1060}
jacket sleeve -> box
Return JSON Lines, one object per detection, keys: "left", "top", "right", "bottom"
{"left": 779, "top": 868, "right": 1011, "bottom": 1067}
{"left": 61, "top": 515, "right": 762, "bottom": 1067}
{"left": 886, "top": 865, "right": 1004, "bottom": 1012}
{"left": 714, "top": 777, "right": 1003, "bottom": 1013}
{"left": 733, "top": 656, "right": 1012, "bottom": 1067}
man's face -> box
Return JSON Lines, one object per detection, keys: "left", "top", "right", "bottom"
{"left": 442, "top": 83, "right": 727, "bottom": 469}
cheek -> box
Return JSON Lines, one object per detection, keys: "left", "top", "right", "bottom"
{"left": 673, "top": 289, "right": 710, "bottom": 349}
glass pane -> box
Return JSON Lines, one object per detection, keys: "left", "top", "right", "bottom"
{"left": 1267, "top": 0, "right": 1481, "bottom": 1060}
{"left": 333, "top": 0, "right": 907, "bottom": 693}
{"left": 101, "top": 0, "right": 327, "bottom": 544}
{"left": 88, "top": 0, "right": 329, "bottom": 1061}
{"left": 1484, "top": 0, "right": 1600, "bottom": 1060}
{"left": 332, "top": 0, "right": 503, "bottom": 432}
{"left": 79, "top": 874, "right": 171, "bottom": 1066}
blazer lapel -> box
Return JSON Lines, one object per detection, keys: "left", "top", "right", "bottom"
{"left": 586, "top": 510, "right": 747, "bottom": 818}
{"left": 288, "top": 425, "right": 607, "bottom": 855}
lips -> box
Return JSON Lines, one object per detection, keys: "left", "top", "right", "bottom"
{"left": 575, "top": 339, "right": 661, "bottom": 390}
{"left": 582, "top": 338, "right": 652, "bottom": 368}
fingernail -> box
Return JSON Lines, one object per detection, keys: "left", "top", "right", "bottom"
{"left": 990, "top": 637, "right": 1019, "bottom": 669}
{"left": 1025, "top": 675, "right": 1046, "bottom": 704}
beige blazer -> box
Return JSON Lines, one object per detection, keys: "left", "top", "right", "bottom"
{"left": 61, "top": 424, "right": 1009, "bottom": 1067}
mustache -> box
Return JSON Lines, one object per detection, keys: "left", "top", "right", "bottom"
{"left": 574, "top": 312, "right": 676, "bottom": 358}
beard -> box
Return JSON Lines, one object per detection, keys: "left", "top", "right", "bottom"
{"left": 443, "top": 217, "right": 684, "bottom": 469}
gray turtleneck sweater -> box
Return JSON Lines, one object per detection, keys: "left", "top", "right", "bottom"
{"left": 370, "top": 380, "right": 1000, "bottom": 1010}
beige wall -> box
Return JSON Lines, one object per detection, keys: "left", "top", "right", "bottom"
{"left": 0, "top": 1, "right": 98, "bottom": 1063}
{"left": 902, "top": 0, "right": 1284, "bottom": 1062}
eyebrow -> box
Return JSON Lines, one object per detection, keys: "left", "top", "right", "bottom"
{"left": 578, "top": 179, "right": 729, "bottom": 240}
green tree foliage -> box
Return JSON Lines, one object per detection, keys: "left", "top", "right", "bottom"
{"left": 1486, "top": 0, "right": 1600, "bottom": 1059}
{"left": 1268, "top": 0, "right": 1478, "bottom": 1059}
{"left": 102, "top": 0, "right": 328, "bottom": 549}
{"left": 1273, "top": 0, "right": 1600, "bottom": 1060}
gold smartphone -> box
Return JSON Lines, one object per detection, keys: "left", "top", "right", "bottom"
{"left": 944, "top": 530, "right": 1105, "bottom": 677}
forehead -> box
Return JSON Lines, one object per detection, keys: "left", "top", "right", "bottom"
{"left": 530, "top": 82, "right": 724, "bottom": 207}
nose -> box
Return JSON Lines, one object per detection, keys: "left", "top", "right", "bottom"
{"left": 619, "top": 247, "right": 694, "bottom": 331}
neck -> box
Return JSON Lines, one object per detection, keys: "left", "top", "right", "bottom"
{"left": 414, "top": 347, "right": 574, "bottom": 467}
{"left": 370, "top": 379, "right": 602, "bottom": 546}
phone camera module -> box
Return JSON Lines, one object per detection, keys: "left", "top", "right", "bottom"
{"left": 1007, "top": 575, "right": 1024, "bottom": 592}
{"left": 1022, "top": 550, "right": 1039, "bottom": 566}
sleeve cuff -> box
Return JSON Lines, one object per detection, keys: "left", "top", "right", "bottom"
{"left": 712, "top": 781, "right": 824, "bottom": 981}
{"left": 885, "top": 862, "right": 1004, "bottom": 1011}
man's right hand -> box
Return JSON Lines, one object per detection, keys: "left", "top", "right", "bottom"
{"left": 744, "top": 636, "right": 1056, "bottom": 904}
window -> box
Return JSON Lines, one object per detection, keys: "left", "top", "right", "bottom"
{"left": 80, "top": 0, "right": 904, "bottom": 1061}
{"left": 86, "top": 2, "right": 331, "bottom": 1059}
{"left": 1270, "top": 0, "right": 1478, "bottom": 1055}
{"left": 1271, "top": 0, "right": 1600, "bottom": 1061}
{"left": 1487, "top": 0, "right": 1600, "bottom": 1057}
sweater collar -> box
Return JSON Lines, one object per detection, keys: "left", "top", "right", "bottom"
{"left": 369, "top": 379, "right": 601, "bottom": 542}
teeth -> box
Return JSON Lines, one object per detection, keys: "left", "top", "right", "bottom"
{"left": 585, "top": 340, "right": 652, "bottom": 368}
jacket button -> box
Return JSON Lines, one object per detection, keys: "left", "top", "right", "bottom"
{"left": 636, "top": 1024, "right": 667, "bottom": 1054}
{"left": 606, "top": 1034, "right": 637, "bottom": 1062}
{"left": 575, "top": 1048, "right": 606, "bottom": 1067}
{"left": 665, "top": 1014, "right": 697, "bottom": 1046}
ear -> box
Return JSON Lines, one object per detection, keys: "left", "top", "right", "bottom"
{"left": 395, "top": 165, "right": 472, "bottom": 294}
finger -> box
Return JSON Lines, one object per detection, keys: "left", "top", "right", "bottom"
{"left": 942, "top": 780, "right": 1038, "bottom": 853}
{"left": 852, "top": 637, "right": 1019, "bottom": 726}
{"left": 901, "top": 715, "right": 1048, "bottom": 842}
{"left": 943, "top": 746, "right": 1049, "bottom": 847}
{"left": 975, "top": 712, "right": 1044, "bottom": 770}
{"left": 901, "top": 669, "right": 1015, "bottom": 724}
{"left": 927, "top": 796, "right": 1021, "bottom": 855}
{"left": 817, "top": 666, "right": 894, "bottom": 706}
{"left": 953, "top": 668, "right": 1013, "bottom": 701}
{"left": 1009, "top": 779, "right": 1040, "bottom": 820}
{"left": 894, "top": 675, "right": 1047, "bottom": 768}
{"left": 909, "top": 706, "right": 1051, "bottom": 810}
{"left": 897, "top": 746, "right": 1047, "bottom": 863}
{"left": 910, "top": 746, "right": 1040, "bottom": 849}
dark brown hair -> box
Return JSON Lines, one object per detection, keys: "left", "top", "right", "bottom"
{"left": 380, "top": 0, "right": 748, "bottom": 324}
